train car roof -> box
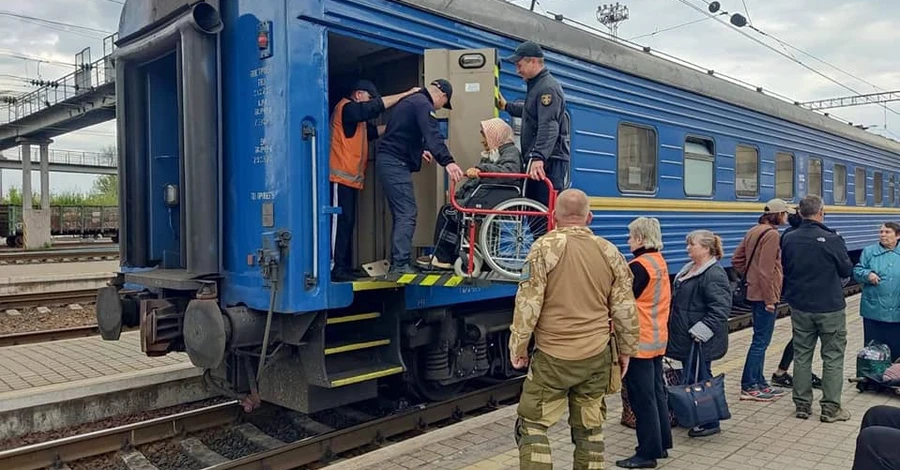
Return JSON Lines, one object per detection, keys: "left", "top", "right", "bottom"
{"left": 403, "top": 0, "right": 900, "bottom": 155}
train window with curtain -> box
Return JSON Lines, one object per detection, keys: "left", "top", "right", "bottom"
{"left": 807, "top": 158, "right": 823, "bottom": 196}
{"left": 874, "top": 171, "right": 883, "bottom": 205}
{"left": 735, "top": 145, "right": 759, "bottom": 198}
{"left": 833, "top": 164, "right": 847, "bottom": 204}
{"left": 855, "top": 168, "right": 867, "bottom": 205}
{"left": 775, "top": 152, "right": 794, "bottom": 200}
{"left": 684, "top": 137, "right": 714, "bottom": 197}
{"left": 617, "top": 123, "right": 658, "bottom": 193}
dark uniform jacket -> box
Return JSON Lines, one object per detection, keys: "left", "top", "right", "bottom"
{"left": 376, "top": 89, "right": 454, "bottom": 172}
{"left": 781, "top": 220, "right": 853, "bottom": 313}
{"left": 666, "top": 259, "right": 732, "bottom": 362}
{"left": 505, "top": 68, "right": 570, "bottom": 164}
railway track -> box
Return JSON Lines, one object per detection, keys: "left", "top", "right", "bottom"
{"left": 0, "top": 379, "right": 522, "bottom": 470}
{"left": 0, "top": 325, "right": 102, "bottom": 347}
{"left": 0, "top": 247, "right": 118, "bottom": 265}
{"left": 0, "top": 289, "right": 97, "bottom": 311}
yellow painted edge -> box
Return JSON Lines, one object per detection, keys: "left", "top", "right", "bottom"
{"left": 420, "top": 274, "right": 441, "bottom": 286}
{"left": 330, "top": 366, "right": 405, "bottom": 387}
{"left": 326, "top": 312, "right": 381, "bottom": 325}
{"left": 444, "top": 276, "right": 464, "bottom": 287}
{"left": 324, "top": 339, "right": 391, "bottom": 355}
{"left": 351, "top": 280, "right": 400, "bottom": 291}
{"left": 589, "top": 196, "right": 900, "bottom": 214}
{"left": 397, "top": 273, "right": 417, "bottom": 284}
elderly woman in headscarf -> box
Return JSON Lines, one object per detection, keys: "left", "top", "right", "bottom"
{"left": 416, "top": 117, "right": 523, "bottom": 270}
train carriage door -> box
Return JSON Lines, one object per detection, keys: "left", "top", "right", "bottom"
{"left": 413, "top": 48, "right": 499, "bottom": 246}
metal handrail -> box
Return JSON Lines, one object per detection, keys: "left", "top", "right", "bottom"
{"left": 0, "top": 149, "right": 116, "bottom": 168}
{"left": 1, "top": 33, "right": 118, "bottom": 125}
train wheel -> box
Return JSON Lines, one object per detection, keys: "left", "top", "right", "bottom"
{"left": 409, "top": 349, "right": 466, "bottom": 403}
{"left": 14, "top": 235, "right": 23, "bottom": 248}
{"left": 5, "top": 237, "right": 13, "bottom": 247}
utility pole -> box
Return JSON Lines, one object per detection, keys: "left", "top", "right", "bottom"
{"left": 597, "top": 3, "right": 630, "bottom": 39}
{"left": 530, "top": 0, "right": 537, "bottom": 11}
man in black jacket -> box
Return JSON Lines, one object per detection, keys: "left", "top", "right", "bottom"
{"left": 781, "top": 195, "right": 853, "bottom": 423}
{"left": 376, "top": 79, "right": 464, "bottom": 274}
{"left": 499, "top": 41, "right": 570, "bottom": 236}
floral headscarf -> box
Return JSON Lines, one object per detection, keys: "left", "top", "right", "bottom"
{"left": 480, "top": 118, "right": 515, "bottom": 150}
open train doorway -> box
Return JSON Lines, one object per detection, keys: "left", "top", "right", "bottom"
{"left": 325, "top": 32, "right": 424, "bottom": 275}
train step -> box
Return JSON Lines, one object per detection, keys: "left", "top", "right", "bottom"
{"left": 324, "top": 338, "right": 391, "bottom": 356}
{"left": 328, "top": 364, "right": 405, "bottom": 388}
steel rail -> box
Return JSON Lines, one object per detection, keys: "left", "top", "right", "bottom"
{"left": 0, "top": 401, "right": 242, "bottom": 470}
{"left": 205, "top": 379, "right": 524, "bottom": 470}
{"left": 0, "top": 248, "right": 118, "bottom": 261}
{"left": 0, "top": 289, "right": 98, "bottom": 310}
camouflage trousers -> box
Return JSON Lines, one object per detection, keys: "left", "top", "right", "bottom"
{"left": 515, "top": 347, "right": 612, "bottom": 470}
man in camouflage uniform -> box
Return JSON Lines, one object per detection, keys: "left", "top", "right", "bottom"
{"left": 510, "top": 188, "right": 639, "bottom": 470}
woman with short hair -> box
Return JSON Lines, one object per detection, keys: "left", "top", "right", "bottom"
{"left": 616, "top": 217, "right": 674, "bottom": 469}
{"left": 853, "top": 222, "right": 900, "bottom": 361}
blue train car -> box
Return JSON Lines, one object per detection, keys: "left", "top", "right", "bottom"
{"left": 96, "top": 0, "right": 900, "bottom": 412}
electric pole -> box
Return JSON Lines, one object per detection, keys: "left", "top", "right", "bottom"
{"left": 597, "top": 3, "right": 630, "bottom": 39}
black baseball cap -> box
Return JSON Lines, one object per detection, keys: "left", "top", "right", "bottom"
{"left": 351, "top": 79, "right": 380, "bottom": 99}
{"left": 430, "top": 79, "right": 453, "bottom": 110}
{"left": 505, "top": 41, "right": 544, "bottom": 63}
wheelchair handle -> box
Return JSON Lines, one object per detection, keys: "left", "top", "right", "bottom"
{"left": 448, "top": 172, "right": 556, "bottom": 218}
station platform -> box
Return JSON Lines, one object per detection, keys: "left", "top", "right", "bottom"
{"left": 0, "top": 331, "right": 208, "bottom": 439}
{"left": 328, "top": 294, "right": 895, "bottom": 470}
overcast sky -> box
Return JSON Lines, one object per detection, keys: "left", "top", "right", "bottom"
{"left": 1, "top": 0, "right": 897, "bottom": 196}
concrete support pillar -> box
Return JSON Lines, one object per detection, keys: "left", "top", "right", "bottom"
{"left": 16, "top": 138, "right": 52, "bottom": 250}
{"left": 21, "top": 144, "right": 31, "bottom": 210}
{"left": 39, "top": 143, "right": 50, "bottom": 210}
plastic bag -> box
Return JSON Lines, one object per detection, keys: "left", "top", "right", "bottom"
{"left": 857, "top": 341, "right": 893, "bottom": 381}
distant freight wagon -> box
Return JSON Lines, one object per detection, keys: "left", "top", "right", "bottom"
{"left": 0, "top": 204, "right": 119, "bottom": 247}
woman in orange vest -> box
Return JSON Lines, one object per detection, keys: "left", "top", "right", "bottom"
{"left": 616, "top": 217, "right": 673, "bottom": 469}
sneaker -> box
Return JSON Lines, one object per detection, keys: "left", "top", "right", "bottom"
{"left": 759, "top": 386, "right": 786, "bottom": 397}
{"left": 414, "top": 255, "right": 452, "bottom": 271}
{"left": 812, "top": 373, "right": 823, "bottom": 389}
{"left": 796, "top": 405, "right": 812, "bottom": 419}
{"left": 388, "top": 262, "right": 417, "bottom": 275}
{"left": 821, "top": 408, "right": 851, "bottom": 423}
{"left": 688, "top": 426, "right": 720, "bottom": 437}
{"left": 740, "top": 388, "right": 776, "bottom": 402}
{"left": 771, "top": 372, "right": 793, "bottom": 388}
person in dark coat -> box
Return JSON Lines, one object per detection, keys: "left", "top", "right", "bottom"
{"left": 666, "top": 229, "right": 732, "bottom": 438}
{"left": 771, "top": 208, "right": 823, "bottom": 389}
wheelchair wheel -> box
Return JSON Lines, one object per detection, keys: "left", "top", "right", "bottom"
{"left": 453, "top": 252, "right": 483, "bottom": 278}
{"left": 478, "top": 198, "right": 549, "bottom": 280}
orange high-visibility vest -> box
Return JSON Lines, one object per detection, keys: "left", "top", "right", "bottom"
{"left": 630, "top": 251, "right": 671, "bottom": 358}
{"left": 329, "top": 98, "right": 368, "bottom": 190}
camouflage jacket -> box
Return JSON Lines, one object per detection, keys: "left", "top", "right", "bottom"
{"left": 509, "top": 226, "right": 639, "bottom": 360}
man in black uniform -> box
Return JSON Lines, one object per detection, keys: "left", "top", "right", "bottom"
{"left": 499, "top": 41, "right": 570, "bottom": 237}
{"left": 376, "top": 79, "right": 464, "bottom": 274}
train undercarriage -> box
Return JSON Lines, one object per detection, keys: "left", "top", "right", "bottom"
{"left": 98, "top": 278, "right": 522, "bottom": 414}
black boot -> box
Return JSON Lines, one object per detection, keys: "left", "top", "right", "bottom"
{"left": 615, "top": 455, "right": 657, "bottom": 468}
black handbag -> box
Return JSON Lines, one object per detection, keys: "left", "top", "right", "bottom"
{"left": 666, "top": 343, "right": 731, "bottom": 428}
{"left": 733, "top": 227, "right": 774, "bottom": 306}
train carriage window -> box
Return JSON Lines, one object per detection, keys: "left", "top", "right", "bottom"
{"left": 735, "top": 145, "right": 759, "bottom": 198}
{"left": 807, "top": 158, "right": 823, "bottom": 197}
{"left": 775, "top": 152, "right": 794, "bottom": 200}
{"left": 684, "top": 137, "right": 714, "bottom": 197}
{"left": 874, "top": 172, "right": 883, "bottom": 205}
{"left": 617, "top": 123, "right": 658, "bottom": 193}
{"left": 888, "top": 173, "right": 897, "bottom": 207}
{"left": 833, "top": 164, "right": 847, "bottom": 204}
{"left": 855, "top": 168, "right": 866, "bottom": 205}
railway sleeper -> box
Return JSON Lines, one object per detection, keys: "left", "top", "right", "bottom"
{"left": 179, "top": 437, "right": 229, "bottom": 467}
{"left": 231, "top": 422, "right": 286, "bottom": 450}
{"left": 119, "top": 449, "right": 160, "bottom": 470}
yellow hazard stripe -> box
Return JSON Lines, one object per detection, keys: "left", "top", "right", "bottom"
{"left": 391, "top": 272, "right": 468, "bottom": 287}
{"left": 330, "top": 366, "right": 405, "bottom": 387}
{"left": 326, "top": 312, "right": 380, "bottom": 325}
{"left": 324, "top": 339, "right": 391, "bottom": 355}
{"left": 494, "top": 60, "right": 500, "bottom": 118}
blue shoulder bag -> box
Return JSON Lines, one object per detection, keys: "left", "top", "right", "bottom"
{"left": 666, "top": 343, "right": 731, "bottom": 428}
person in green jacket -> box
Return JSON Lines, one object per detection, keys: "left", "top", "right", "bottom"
{"left": 416, "top": 117, "right": 524, "bottom": 271}
{"left": 853, "top": 221, "right": 900, "bottom": 361}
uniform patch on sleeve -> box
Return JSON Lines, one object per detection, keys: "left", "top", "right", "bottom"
{"left": 540, "top": 94, "right": 552, "bottom": 106}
